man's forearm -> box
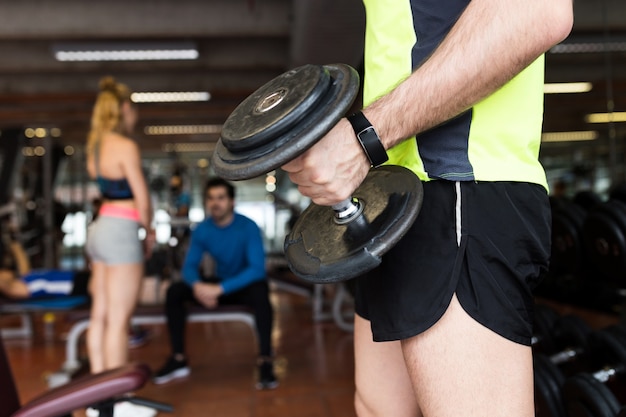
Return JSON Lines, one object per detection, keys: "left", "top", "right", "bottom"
{"left": 365, "top": 0, "right": 574, "bottom": 149}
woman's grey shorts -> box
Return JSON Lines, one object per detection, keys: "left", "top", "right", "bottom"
{"left": 86, "top": 215, "right": 143, "bottom": 265}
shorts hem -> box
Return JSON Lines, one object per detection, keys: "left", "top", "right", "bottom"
{"left": 371, "top": 293, "right": 454, "bottom": 342}
{"left": 457, "top": 297, "right": 532, "bottom": 347}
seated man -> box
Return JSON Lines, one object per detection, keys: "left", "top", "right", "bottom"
{"left": 153, "top": 177, "right": 278, "bottom": 390}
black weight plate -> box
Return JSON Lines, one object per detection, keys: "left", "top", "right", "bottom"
{"left": 551, "top": 196, "right": 569, "bottom": 212}
{"left": 213, "top": 63, "right": 359, "bottom": 180}
{"left": 566, "top": 201, "right": 588, "bottom": 229}
{"left": 583, "top": 202, "right": 626, "bottom": 282}
{"left": 610, "top": 183, "right": 626, "bottom": 204}
{"left": 534, "top": 354, "right": 567, "bottom": 417}
{"left": 573, "top": 191, "right": 602, "bottom": 211}
{"left": 587, "top": 328, "right": 626, "bottom": 372}
{"left": 284, "top": 165, "right": 423, "bottom": 283}
{"left": 553, "top": 315, "right": 592, "bottom": 353}
{"left": 563, "top": 373, "right": 621, "bottom": 417}
{"left": 533, "top": 354, "right": 566, "bottom": 417}
{"left": 552, "top": 203, "right": 586, "bottom": 274}
{"left": 533, "top": 304, "right": 560, "bottom": 352}
{"left": 221, "top": 64, "right": 330, "bottom": 152}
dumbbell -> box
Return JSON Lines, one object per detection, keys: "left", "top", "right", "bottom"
{"left": 583, "top": 197, "right": 626, "bottom": 288}
{"left": 532, "top": 303, "right": 561, "bottom": 353}
{"left": 537, "top": 324, "right": 626, "bottom": 417}
{"left": 534, "top": 315, "right": 594, "bottom": 417}
{"left": 211, "top": 64, "right": 423, "bottom": 283}
{"left": 551, "top": 198, "right": 588, "bottom": 278}
{"left": 548, "top": 191, "right": 600, "bottom": 293}
{"left": 563, "top": 324, "right": 626, "bottom": 417}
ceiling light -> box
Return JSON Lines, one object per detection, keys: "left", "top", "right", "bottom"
{"left": 144, "top": 124, "right": 222, "bottom": 135}
{"left": 585, "top": 112, "right": 626, "bottom": 124}
{"left": 544, "top": 82, "right": 592, "bottom": 94}
{"left": 541, "top": 131, "right": 598, "bottom": 142}
{"left": 131, "top": 91, "right": 211, "bottom": 103}
{"left": 53, "top": 41, "right": 198, "bottom": 62}
{"left": 162, "top": 143, "right": 216, "bottom": 153}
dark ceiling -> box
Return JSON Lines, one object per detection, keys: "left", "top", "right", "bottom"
{"left": 0, "top": 0, "right": 625, "bottom": 160}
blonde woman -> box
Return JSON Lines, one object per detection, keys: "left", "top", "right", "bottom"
{"left": 85, "top": 77, "right": 155, "bottom": 417}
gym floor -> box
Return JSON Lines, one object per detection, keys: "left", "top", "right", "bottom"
{"left": 2, "top": 287, "right": 622, "bottom": 417}
{"left": 3, "top": 286, "right": 357, "bottom": 417}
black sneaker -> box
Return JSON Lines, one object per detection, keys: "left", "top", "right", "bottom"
{"left": 256, "top": 360, "right": 278, "bottom": 390}
{"left": 153, "top": 356, "right": 190, "bottom": 385}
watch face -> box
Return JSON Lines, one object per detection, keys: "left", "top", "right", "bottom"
{"left": 350, "top": 116, "right": 387, "bottom": 168}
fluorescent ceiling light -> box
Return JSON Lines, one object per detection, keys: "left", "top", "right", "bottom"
{"left": 131, "top": 92, "right": 211, "bottom": 103}
{"left": 585, "top": 112, "right": 626, "bottom": 123}
{"left": 144, "top": 124, "right": 222, "bottom": 135}
{"left": 162, "top": 143, "right": 216, "bottom": 153}
{"left": 544, "top": 82, "right": 592, "bottom": 94}
{"left": 53, "top": 41, "right": 198, "bottom": 61}
{"left": 541, "top": 131, "right": 599, "bottom": 142}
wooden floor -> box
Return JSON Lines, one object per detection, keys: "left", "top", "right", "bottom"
{"left": 3, "top": 286, "right": 624, "bottom": 417}
{"left": 3, "top": 287, "right": 357, "bottom": 417}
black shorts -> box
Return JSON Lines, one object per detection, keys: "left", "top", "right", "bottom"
{"left": 354, "top": 180, "right": 551, "bottom": 345}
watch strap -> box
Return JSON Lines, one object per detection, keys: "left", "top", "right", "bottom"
{"left": 347, "top": 111, "right": 388, "bottom": 167}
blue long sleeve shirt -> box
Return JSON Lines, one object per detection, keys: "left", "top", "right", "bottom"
{"left": 182, "top": 213, "right": 266, "bottom": 294}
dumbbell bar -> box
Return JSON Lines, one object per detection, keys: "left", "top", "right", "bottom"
{"left": 535, "top": 324, "right": 626, "bottom": 417}
{"left": 534, "top": 314, "right": 593, "bottom": 417}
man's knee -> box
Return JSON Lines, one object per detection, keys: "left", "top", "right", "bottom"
{"left": 242, "top": 281, "right": 272, "bottom": 311}
{"left": 165, "top": 281, "right": 190, "bottom": 305}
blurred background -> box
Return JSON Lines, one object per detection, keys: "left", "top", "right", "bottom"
{"left": 0, "top": 0, "right": 624, "bottom": 288}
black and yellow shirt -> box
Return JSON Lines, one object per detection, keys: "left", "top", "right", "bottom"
{"left": 363, "top": 0, "right": 548, "bottom": 190}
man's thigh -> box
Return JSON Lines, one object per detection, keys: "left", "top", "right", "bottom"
{"left": 401, "top": 294, "right": 535, "bottom": 417}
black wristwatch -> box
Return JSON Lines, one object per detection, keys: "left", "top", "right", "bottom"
{"left": 347, "top": 111, "right": 389, "bottom": 168}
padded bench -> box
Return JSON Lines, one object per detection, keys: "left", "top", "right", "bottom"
{"left": 49, "top": 304, "right": 256, "bottom": 388}
{"left": 0, "top": 295, "right": 89, "bottom": 338}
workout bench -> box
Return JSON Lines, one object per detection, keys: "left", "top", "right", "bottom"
{"left": 49, "top": 304, "right": 256, "bottom": 388}
{"left": 0, "top": 295, "right": 89, "bottom": 339}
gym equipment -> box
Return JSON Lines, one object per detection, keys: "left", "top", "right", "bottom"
{"left": 551, "top": 199, "right": 588, "bottom": 278}
{"left": 583, "top": 199, "right": 626, "bottom": 287}
{"left": 535, "top": 353, "right": 568, "bottom": 417}
{"left": 561, "top": 325, "right": 626, "bottom": 417}
{"left": 534, "top": 315, "right": 594, "bottom": 417}
{"left": 212, "top": 64, "right": 423, "bottom": 283}
{"left": 574, "top": 191, "right": 603, "bottom": 212}
{"left": 0, "top": 335, "right": 172, "bottom": 417}
{"left": 550, "top": 315, "right": 594, "bottom": 370}
{"left": 609, "top": 184, "right": 626, "bottom": 205}
{"left": 535, "top": 326, "right": 626, "bottom": 417}
{"left": 532, "top": 303, "right": 561, "bottom": 353}
{"left": 538, "top": 194, "right": 599, "bottom": 307}
{"left": 540, "top": 190, "right": 626, "bottom": 314}
{"left": 0, "top": 128, "right": 23, "bottom": 206}
{"left": 563, "top": 373, "right": 621, "bottom": 417}
{"left": 56, "top": 304, "right": 256, "bottom": 384}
